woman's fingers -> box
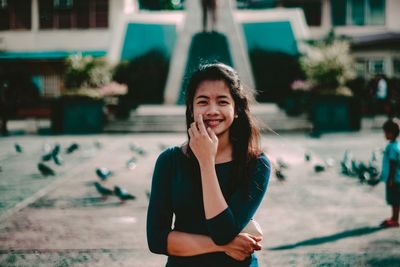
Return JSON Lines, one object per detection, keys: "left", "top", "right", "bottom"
{"left": 207, "top": 127, "right": 218, "bottom": 142}
{"left": 196, "top": 114, "right": 208, "bottom": 136}
{"left": 188, "top": 128, "right": 193, "bottom": 139}
{"left": 190, "top": 122, "right": 199, "bottom": 136}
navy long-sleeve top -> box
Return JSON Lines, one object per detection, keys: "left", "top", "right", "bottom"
{"left": 146, "top": 146, "right": 270, "bottom": 267}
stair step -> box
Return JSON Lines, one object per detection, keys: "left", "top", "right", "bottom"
{"left": 104, "top": 104, "right": 312, "bottom": 133}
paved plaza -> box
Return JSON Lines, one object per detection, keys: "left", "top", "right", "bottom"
{"left": 0, "top": 130, "right": 399, "bottom": 266}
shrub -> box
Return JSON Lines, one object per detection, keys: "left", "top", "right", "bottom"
{"left": 249, "top": 49, "right": 304, "bottom": 102}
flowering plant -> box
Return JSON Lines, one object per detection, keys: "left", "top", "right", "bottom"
{"left": 63, "top": 53, "right": 127, "bottom": 99}
{"left": 299, "top": 40, "right": 356, "bottom": 96}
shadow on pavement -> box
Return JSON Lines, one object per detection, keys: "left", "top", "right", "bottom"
{"left": 367, "top": 257, "right": 400, "bottom": 267}
{"left": 269, "top": 226, "right": 384, "bottom": 250}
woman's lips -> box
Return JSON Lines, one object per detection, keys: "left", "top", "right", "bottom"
{"left": 204, "top": 119, "right": 222, "bottom": 127}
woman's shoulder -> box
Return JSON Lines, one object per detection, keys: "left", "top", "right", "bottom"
{"left": 158, "top": 145, "right": 181, "bottom": 158}
{"left": 253, "top": 152, "right": 271, "bottom": 171}
{"left": 157, "top": 144, "right": 188, "bottom": 162}
{"left": 249, "top": 152, "right": 271, "bottom": 181}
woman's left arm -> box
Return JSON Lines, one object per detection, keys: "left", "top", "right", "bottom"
{"left": 205, "top": 156, "right": 270, "bottom": 245}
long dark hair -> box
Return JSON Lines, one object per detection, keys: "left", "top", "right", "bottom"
{"left": 184, "top": 63, "right": 262, "bottom": 195}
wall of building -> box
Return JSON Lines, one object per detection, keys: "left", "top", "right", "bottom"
{"left": 309, "top": 0, "right": 399, "bottom": 39}
{"left": 0, "top": 0, "right": 123, "bottom": 52}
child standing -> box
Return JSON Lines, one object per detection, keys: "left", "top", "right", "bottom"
{"left": 380, "top": 119, "right": 400, "bottom": 228}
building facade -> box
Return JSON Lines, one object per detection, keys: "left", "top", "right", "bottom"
{"left": 0, "top": 0, "right": 123, "bottom": 97}
{"left": 1, "top": 0, "right": 399, "bottom": 99}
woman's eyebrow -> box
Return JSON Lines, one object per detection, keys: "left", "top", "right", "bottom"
{"left": 195, "top": 95, "right": 231, "bottom": 99}
{"left": 195, "top": 95, "right": 209, "bottom": 99}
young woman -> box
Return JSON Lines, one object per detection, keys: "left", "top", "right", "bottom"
{"left": 147, "top": 63, "right": 271, "bottom": 267}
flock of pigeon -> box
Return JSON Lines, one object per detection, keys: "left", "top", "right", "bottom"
{"left": 11, "top": 141, "right": 383, "bottom": 205}
{"left": 272, "top": 149, "right": 381, "bottom": 186}
{"left": 12, "top": 141, "right": 147, "bottom": 204}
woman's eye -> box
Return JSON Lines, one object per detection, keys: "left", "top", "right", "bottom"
{"left": 196, "top": 101, "right": 207, "bottom": 105}
{"left": 219, "top": 101, "right": 229, "bottom": 105}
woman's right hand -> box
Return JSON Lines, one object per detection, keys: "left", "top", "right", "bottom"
{"left": 221, "top": 233, "right": 262, "bottom": 261}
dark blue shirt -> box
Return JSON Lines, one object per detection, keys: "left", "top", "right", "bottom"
{"left": 147, "top": 146, "right": 270, "bottom": 267}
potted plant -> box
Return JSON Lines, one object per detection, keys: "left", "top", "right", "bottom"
{"left": 299, "top": 38, "right": 360, "bottom": 133}
{"left": 52, "top": 54, "right": 127, "bottom": 134}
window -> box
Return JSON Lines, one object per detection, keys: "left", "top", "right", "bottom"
{"left": 39, "top": 0, "right": 108, "bottom": 29}
{"left": 53, "top": 0, "right": 73, "bottom": 9}
{"left": 355, "top": 59, "right": 367, "bottom": 76}
{"left": 331, "top": 0, "right": 385, "bottom": 26}
{"left": 282, "top": 0, "right": 322, "bottom": 26}
{"left": 0, "top": 0, "right": 31, "bottom": 30}
{"left": 368, "top": 59, "right": 385, "bottom": 75}
{"left": 394, "top": 58, "right": 400, "bottom": 77}
{"left": 0, "top": 0, "right": 7, "bottom": 9}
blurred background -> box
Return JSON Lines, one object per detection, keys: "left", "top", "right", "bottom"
{"left": 0, "top": 0, "right": 399, "bottom": 135}
{"left": 1, "top": 1, "right": 400, "bottom": 266}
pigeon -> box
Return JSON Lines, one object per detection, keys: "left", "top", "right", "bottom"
{"left": 129, "top": 144, "right": 146, "bottom": 156}
{"left": 305, "top": 152, "right": 311, "bottom": 162}
{"left": 53, "top": 154, "right": 63, "bottom": 166}
{"left": 94, "top": 182, "right": 114, "bottom": 200}
{"left": 52, "top": 144, "right": 61, "bottom": 157}
{"left": 126, "top": 158, "right": 137, "bottom": 170}
{"left": 275, "top": 169, "right": 286, "bottom": 181}
{"left": 94, "top": 140, "right": 102, "bottom": 149}
{"left": 42, "top": 153, "right": 52, "bottom": 162}
{"left": 38, "top": 162, "right": 55, "bottom": 176}
{"left": 367, "top": 177, "right": 381, "bottom": 186}
{"left": 314, "top": 164, "right": 325, "bottom": 173}
{"left": 66, "top": 143, "right": 79, "bottom": 154}
{"left": 114, "top": 186, "right": 136, "bottom": 203}
{"left": 95, "top": 167, "right": 113, "bottom": 181}
{"left": 15, "top": 143, "right": 23, "bottom": 153}
{"left": 351, "top": 160, "right": 360, "bottom": 175}
{"left": 277, "top": 159, "right": 289, "bottom": 169}
{"left": 43, "top": 143, "right": 52, "bottom": 153}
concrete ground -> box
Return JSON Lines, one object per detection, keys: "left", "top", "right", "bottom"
{"left": 0, "top": 130, "right": 399, "bottom": 267}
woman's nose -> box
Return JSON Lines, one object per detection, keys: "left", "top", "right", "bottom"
{"left": 205, "top": 103, "right": 218, "bottom": 115}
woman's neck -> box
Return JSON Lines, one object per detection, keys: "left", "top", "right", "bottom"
{"left": 216, "top": 134, "right": 233, "bottom": 163}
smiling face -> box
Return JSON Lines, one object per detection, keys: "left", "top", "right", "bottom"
{"left": 193, "top": 80, "right": 235, "bottom": 140}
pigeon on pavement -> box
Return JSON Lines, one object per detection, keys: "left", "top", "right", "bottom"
{"left": 114, "top": 186, "right": 136, "bottom": 203}
{"left": 94, "top": 182, "right": 114, "bottom": 200}
{"left": 126, "top": 157, "right": 137, "bottom": 170}
{"left": 275, "top": 169, "right": 286, "bottom": 181}
{"left": 52, "top": 144, "right": 61, "bottom": 157}
{"left": 42, "top": 153, "right": 52, "bottom": 161}
{"left": 38, "top": 162, "right": 56, "bottom": 176}
{"left": 15, "top": 143, "right": 23, "bottom": 153}
{"left": 96, "top": 167, "right": 113, "bottom": 181}
{"left": 66, "top": 143, "right": 79, "bottom": 154}
{"left": 314, "top": 164, "right": 325, "bottom": 173}
{"left": 53, "top": 154, "right": 63, "bottom": 165}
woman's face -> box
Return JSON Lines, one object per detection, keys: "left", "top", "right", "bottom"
{"left": 192, "top": 80, "right": 235, "bottom": 139}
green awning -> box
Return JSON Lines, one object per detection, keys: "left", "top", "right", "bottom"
{"left": 120, "top": 23, "right": 177, "bottom": 60}
{"left": 0, "top": 50, "right": 107, "bottom": 60}
{"left": 242, "top": 21, "right": 299, "bottom": 55}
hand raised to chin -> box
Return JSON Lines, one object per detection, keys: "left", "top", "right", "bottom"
{"left": 188, "top": 114, "right": 218, "bottom": 164}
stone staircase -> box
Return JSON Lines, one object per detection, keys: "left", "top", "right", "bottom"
{"left": 103, "top": 104, "right": 312, "bottom": 133}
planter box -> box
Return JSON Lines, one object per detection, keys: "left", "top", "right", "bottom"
{"left": 52, "top": 97, "right": 104, "bottom": 134}
{"left": 310, "top": 95, "right": 361, "bottom": 133}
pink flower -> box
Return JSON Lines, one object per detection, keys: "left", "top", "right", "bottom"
{"left": 98, "top": 82, "right": 128, "bottom": 97}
